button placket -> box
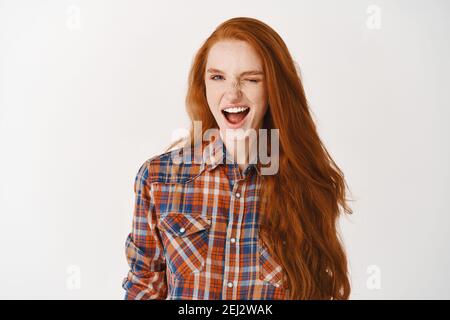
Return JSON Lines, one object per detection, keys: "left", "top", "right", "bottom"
{"left": 221, "top": 169, "right": 246, "bottom": 299}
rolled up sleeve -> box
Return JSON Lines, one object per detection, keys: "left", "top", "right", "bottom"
{"left": 122, "top": 160, "right": 167, "bottom": 300}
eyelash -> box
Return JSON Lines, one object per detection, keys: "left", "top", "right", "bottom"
{"left": 210, "top": 75, "right": 260, "bottom": 83}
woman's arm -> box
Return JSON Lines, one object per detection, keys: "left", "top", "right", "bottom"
{"left": 122, "top": 161, "right": 167, "bottom": 300}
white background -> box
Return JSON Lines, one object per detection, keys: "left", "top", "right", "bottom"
{"left": 1, "top": 0, "right": 449, "bottom": 299}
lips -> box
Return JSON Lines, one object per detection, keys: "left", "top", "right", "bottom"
{"left": 221, "top": 105, "right": 250, "bottom": 128}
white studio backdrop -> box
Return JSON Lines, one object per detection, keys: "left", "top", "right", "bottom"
{"left": 0, "top": 0, "right": 449, "bottom": 299}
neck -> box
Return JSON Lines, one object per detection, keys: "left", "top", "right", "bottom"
{"left": 220, "top": 130, "right": 258, "bottom": 172}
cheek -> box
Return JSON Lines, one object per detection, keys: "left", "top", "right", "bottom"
{"left": 205, "top": 85, "right": 220, "bottom": 112}
{"left": 248, "top": 88, "right": 268, "bottom": 115}
{"left": 247, "top": 84, "right": 266, "bottom": 100}
{"left": 206, "top": 81, "right": 222, "bottom": 94}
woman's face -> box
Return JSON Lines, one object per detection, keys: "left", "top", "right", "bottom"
{"left": 204, "top": 40, "right": 268, "bottom": 137}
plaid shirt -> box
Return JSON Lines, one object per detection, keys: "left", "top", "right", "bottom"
{"left": 122, "top": 135, "right": 290, "bottom": 300}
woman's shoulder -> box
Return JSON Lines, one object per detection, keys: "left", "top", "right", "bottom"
{"left": 138, "top": 140, "right": 204, "bottom": 185}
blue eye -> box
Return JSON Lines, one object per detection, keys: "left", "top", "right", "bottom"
{"left": 211, "top": 75, "right": 224, "bottom": 80}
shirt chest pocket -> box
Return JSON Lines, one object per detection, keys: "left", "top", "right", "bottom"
{"left": 158, "top": 213, "right": 211, "bottom": 279}
{"left": 258, "top": 239, "right": 288, "bottom": 290}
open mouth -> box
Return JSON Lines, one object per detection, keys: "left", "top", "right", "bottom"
{"left": 221, "top": 106, "right": 250, "bottom": 127}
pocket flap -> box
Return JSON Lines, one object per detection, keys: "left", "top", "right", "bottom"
{"left": 259, "top": 241, "right": 287, "bottom": 289}
{"left": 159, "top": 213, "right": 211, "bottom": 237}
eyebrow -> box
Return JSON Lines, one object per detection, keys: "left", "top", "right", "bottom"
{"left": 206, "top": 68, "right": 264, "bottom": 77}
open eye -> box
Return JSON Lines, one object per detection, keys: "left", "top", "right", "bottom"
{"left": 211, "top": 75, "right": 224, "bottom": 81}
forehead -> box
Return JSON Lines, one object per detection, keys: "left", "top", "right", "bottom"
{"left": 206, "top": 40, "right": 262, "bottom": 71}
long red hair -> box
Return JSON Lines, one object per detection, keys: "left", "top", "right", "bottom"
{"left": 167, "top": 17, "right": 354, "bottom": 300}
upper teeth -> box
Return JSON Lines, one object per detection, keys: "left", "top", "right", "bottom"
{"left": 223, "top": 106, "right": 249, "bottom": 113}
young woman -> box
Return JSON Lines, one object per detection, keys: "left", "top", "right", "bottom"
{"left": 122, "top": 17, "right": 353, "bottom": 300}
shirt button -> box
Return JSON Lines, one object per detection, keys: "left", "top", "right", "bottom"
{"left": 227, "top": 282, "right": 234, "bottom": 288}
{"left": 179, "top": 227, "right": 186, "bottom": 234}
{"left": 230, "top": 238, "right": 236, "bottom": 243}
{"left": 235, "top": 192, "right": 241, "bottom": 199}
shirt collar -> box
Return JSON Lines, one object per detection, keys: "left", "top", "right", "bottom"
{"left": 199, "top": 132, "right": 262, "bottom": 176}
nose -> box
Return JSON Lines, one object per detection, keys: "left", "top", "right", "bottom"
{"left": 225, "top": 80, "right": 242, "bottom": 100}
